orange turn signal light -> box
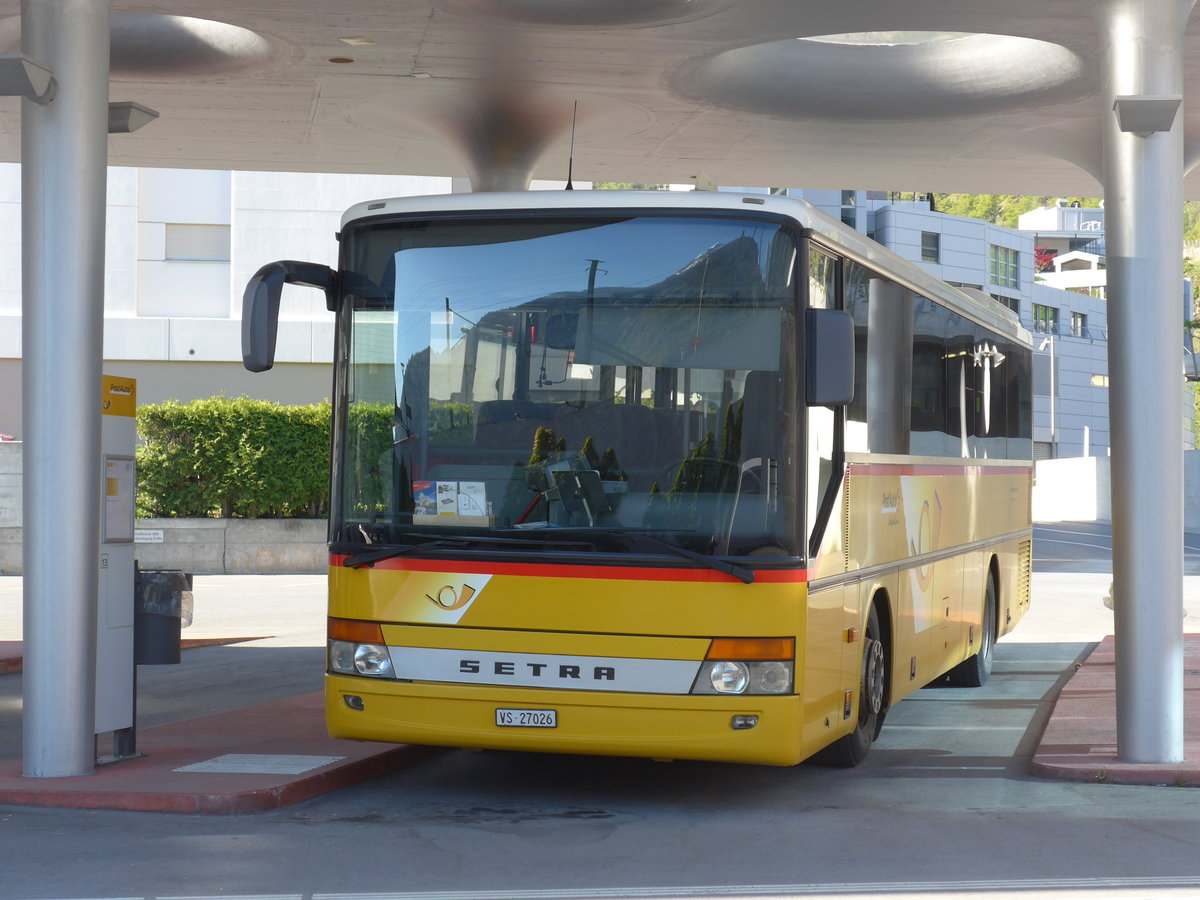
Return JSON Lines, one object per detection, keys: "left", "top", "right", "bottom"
{"left": 328, "top": 617, "right": 384, "bottom": 643}
{"left": 706, "top": 637, "right": 794, "bottom": 661}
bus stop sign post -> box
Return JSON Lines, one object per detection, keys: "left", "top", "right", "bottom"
{"left": 96, "top": 375, "right": 137, "bottom": 764}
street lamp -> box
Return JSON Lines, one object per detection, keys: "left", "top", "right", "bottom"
{"left": 1039, "top": 335, "right": 1056, "bottom": 457}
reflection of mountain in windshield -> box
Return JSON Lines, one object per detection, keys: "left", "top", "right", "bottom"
{"left": 477, "top": 234, "right": 781, "bottom": 371}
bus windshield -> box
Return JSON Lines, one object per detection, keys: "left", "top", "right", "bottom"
{"left": 336, "top": 212, "right": 800, "bottom": 560}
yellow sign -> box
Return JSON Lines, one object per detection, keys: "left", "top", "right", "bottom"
{"left": 101, "top": 375, "right": 136, "bottom": 418}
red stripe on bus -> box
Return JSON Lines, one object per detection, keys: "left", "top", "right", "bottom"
{"left": 848, "top": 463, "right": 1033, "bottom": 477}
{"left": 330, "top": 555, "right": 808, "bottom": 583}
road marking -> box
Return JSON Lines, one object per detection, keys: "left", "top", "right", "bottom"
{"left": 880, "top": 725, "right": 1026, "bottom": 731}
{"left": 173, "top": 754, "right": 345, "bottom": 775}
{"left": 73, "top": 879, "right": 1200, "bottom": 900}
{"left": 1034, "top": 537, "right": 1114, "bottom": 552}
{"left": 309, "top": 877, "right": 1200, "bottom": 899}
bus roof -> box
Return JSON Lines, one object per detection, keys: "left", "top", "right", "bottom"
{"left": 341, "top": 190, "right": 1030, "bottom": 345}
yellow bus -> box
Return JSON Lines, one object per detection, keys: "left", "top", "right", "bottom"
{"left": 243, "top": 190, "right": 1032, "bottom": 767}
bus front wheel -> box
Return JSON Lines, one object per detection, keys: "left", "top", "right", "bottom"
{"left": 815, "top": 603, "right": 887, "bottom": 768}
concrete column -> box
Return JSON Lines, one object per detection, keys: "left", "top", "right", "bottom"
{"left": 1097, "top": 0, "right": 1192, "bottom": 763}
{"left": 21, "top": 0, "right": 111, "bottom": 777}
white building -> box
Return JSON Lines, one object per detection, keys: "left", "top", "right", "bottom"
{"left": 0, "top": 167, "right": 453, "bottom": 437}
{"left": 779, "top": 189, "right": 1193, "bottom": 459}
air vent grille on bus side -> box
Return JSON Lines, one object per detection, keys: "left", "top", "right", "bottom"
{"left": 1018, "top": 539, "right": 1032, "bottom": 611}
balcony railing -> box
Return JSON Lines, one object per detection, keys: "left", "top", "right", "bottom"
{"left": 1025, "top": 318, "right": 1107, "bottom": 341}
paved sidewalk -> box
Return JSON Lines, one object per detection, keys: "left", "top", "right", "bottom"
{"left": 0, "top": 691, "right": 430, "bottom": 813}
{"left": 1031, "top": 635, "right": 1200, "bottom": 786}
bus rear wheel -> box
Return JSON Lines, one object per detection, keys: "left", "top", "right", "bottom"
{"left": 948, "top": 574, "right": 996, "bottom": 687}
{"left": 816, "top": 604, "right": 887, "bottom": 768}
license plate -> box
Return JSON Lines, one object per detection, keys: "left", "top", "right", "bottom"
{"left": 495, "top": 708, "right": 557, "bottom": 728}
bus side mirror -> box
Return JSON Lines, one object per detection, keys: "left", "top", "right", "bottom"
{"left": 242, "top": 260, "right": 336, "bottom": 372}
{"left": 806, "top": 308, "right": 855, "bottom": 406}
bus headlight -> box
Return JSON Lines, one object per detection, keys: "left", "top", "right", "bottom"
{"left": 750, "top": 660, "right": 792, "bottom": 694}
{"left": 329, "top": 639, "right": 357, "bottom": 674}
{"left": 691, "top": 637, "right": 795, "bottom": 695}
{"left": 708, "top": 661, "right": 749, "bottom": 693}
{"left": 693, "top": 660, "right": 794, "bottom": 694}
{"left": 328, "top": 639, "right": 395, "bottom": 678}
{"left": 354, "top": 643, "right": 394, "bottom": 677}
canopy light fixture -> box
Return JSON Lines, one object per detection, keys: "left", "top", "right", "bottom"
{"left": 108, "top": 101, "right": 159, "bottom": 134}
{"left": 0, "top": 54, "right": 55, "bottom": 103}
{"left": 1113, "top": 95, "right": 1182, "bottom": 136}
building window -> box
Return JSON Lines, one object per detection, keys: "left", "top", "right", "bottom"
{"left": 1071, "top": 312, "right": 1087, "bottom": 337}
{"left": 1033, "top": 303, "right": 1058, "bottom": 333}
{"left": 921, "top": 232, "right": 939, "bottom": 263}
{"left": 989, "top": 245, "right": 1020, "bottom": 289}
{"left": 166, "top": 224, "right": 231, "bottom": 262}
{"left": 991, "top": 294, "right": 1020, "bottom": 314}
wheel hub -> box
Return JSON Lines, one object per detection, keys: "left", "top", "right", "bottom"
{"left": 864, "top": 638, "right": 885, "bottom": 716}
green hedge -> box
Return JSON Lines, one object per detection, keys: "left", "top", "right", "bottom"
{"left": 136, "top": 397, "right": 331, "bottom": 519}
{"left": 341, "top": 400, "right": 473, "bottom": 517}
{"left": 343, "top": 401, "right": 395, "bottom": 518}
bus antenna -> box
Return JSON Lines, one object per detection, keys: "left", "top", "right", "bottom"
{"left": 565, "top": 100, "right": 577, "bottom": 190}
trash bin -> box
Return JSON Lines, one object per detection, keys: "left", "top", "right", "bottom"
{"left": 134, "top": 567, "right": 193, "bottom": 665}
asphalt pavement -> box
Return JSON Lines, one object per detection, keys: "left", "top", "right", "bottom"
{"left": 0, "top": 525, "right": 1197, "bottom": 899}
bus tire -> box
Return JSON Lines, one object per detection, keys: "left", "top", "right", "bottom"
{"left": 815, "top": 603, "right": 887, "bottom": 768}
{"left": 948, "top": 573, "right": 996, "bottom": 687}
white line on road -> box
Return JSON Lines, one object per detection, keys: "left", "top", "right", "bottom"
{"left": 307, "top": 876, "right": 1200, "bottom": 899}
{"left": 1034, "top": 537, "right": 1114, "bottom": 552}
{"left": 75, "top": 877, "right": 1200, "bottom": 900}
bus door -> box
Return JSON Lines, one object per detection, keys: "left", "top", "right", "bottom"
{"left": 803, "top": 246, "right": 855, "bottom": 742}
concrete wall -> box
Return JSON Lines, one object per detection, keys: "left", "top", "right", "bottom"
{"left": 1034, "top": 450, "right": 1200, "bottom": 532}
{"left": 1033, "top": 456, "right": 1112, "bottom": 523}
{"left": 1188, "top": 451, "right": 1200, "bottom": 533}
{"left": 133, "top": 518, "right": 327, "bottom": 575}
{"left": 1, "top": 517, "right": 327, "bottom": 576}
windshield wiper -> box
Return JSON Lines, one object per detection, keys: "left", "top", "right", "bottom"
{"left": 338, "top": 531, "right": 593, "bottom": 568}
{"left": 341, "top": 538, "right": 461, "bottom": 568}
{"left": 499, "top": 526, "right": 755, "bottom": 584}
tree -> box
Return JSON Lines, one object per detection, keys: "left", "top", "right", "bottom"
{"left": 1035, "top": 246, "right": 1057, "bottom": 273}
{"left": 1185, "top": 256, "right": 1200, "bottom": 305}
{"left": 593, "top": 182, "right": 668, "bottom": 191}
{"left": 924, "top": 194, "right": 1101, "bottom": 228}
{"left": 1185, "top": 202, "right": 1200, "bottom": 244}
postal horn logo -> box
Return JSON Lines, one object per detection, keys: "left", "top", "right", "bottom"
{"left": 426, "top": 583, "right": 477, "bottom": 611}
{"left": 412, "top": 572, "right": 491, "bottom": 621}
